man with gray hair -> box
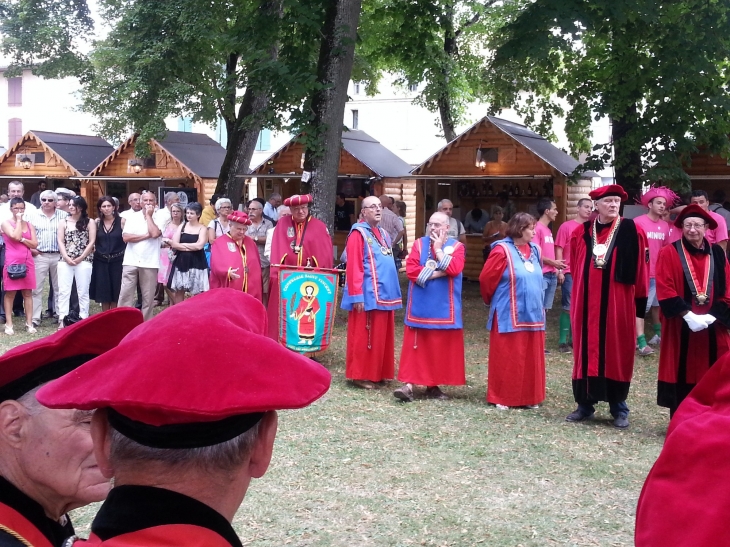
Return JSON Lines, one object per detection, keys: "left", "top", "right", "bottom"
{"left": 263, "top": 192, "right": 282, "bottom": 224}
{"left": 36, "top": 290, "right": 330, "bottom": 547}
{"left": 437, "top": 199, "right": 466, "bottom": 244}
{"left": 153, "top": 191, "right": 180, "bottom": 230}
{"left": 29, "top": 190, "right": 68, "bottom": 327}
{"left": 0, "top": 308, "right": 142, "bottom": 547}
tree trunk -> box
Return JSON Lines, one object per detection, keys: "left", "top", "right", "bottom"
{"left": 302, "top": 0, "right": 362, "bottom": 233}
{"left": 437, "top": 1, "right": 457, "bottom": 142}
{"left": 214, "top": 0, "right": 283, "bottom": 206}
{"left": 610, "top": 105, "right": 643, "bottom": 201}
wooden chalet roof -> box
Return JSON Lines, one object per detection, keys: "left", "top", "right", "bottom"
{"left": 0, "top": 131, "right": 114, "bottom": 176}
{"left": 252, "top": 130, "right": 413, "bottom": 178}
{"left": 413, "top": 116, "right": 598, "bottom": 178}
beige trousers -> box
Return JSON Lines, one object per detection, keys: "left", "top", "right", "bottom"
{"left": 118, "top": 266, "right": 158, "bottom": 321}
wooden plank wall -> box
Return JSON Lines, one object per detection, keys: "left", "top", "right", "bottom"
{"left": 565, "top": 180, "right": 593, "bottom": 221}
{"left": 382, "top": 178, "right": 416, "bottom": 254}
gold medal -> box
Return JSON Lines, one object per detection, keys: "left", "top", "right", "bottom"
{"left": 425, "top": 259, "right": 437, "bottom": 270}
{"left": 697, "top": 293, "right": 708, "bottom": 305}
{"left": 524, "top": 262, "right": 535, "bottom": 272}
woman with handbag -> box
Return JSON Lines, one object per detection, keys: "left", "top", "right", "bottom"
{"left": 1, "top": 197, "right": 38, "bottom": 334}
{"left": 167, "top": 202, "right": 209, "bottom": 304}
{"left": 57, "top": 196, "right": 96, "bottom": 329}
{"left": 90, "top": 196, "right": 126, "bottom": 311}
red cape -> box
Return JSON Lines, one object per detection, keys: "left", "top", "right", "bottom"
{"left": 266, "top": 215, "right": 333, "bottom": 339}
{"left": 209, "top": 234, "right": 262, "bottom": 302}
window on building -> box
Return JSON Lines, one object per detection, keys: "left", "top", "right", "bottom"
{"left": 34, "top": 152, "right": 45, "bottom": 164}
{"left": 216, "top": 117, "right": 228, "bottom": 149}
{"left": 354, "top": 82, "right": 361, "bottom": 95}
{"left": 408, "top": 83, "right": 418, "bottom": 92}
{"left": 352, "top": 110, "right": 359, "bottom": 130}
{"left": 8, "top": 78, "right": 22, "bottom": 107}
{"left": 256, "top": 129, "right": 271, "bottom": 151}
{"left": 177, "top": 116, "right": 193, "bottom": 132}
{"left": 8, "top": 118, "right": 22, "bottom": 146}
{"left": 476, "top": 147, "right": 499, "bottom": 164}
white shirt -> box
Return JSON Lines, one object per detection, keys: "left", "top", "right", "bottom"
{"left": 122, "top": 210, "right": 161, "bottom": 269}
{"left": 447, "top": 217, "right": 465, "bottom": 239}
{"left": 120, "top": 208, "right": 138, "bottom": 220}
{"left": 263, "top": 202, "right": 279, "bottom": 222}
{"left": 153, "top": 207, "right": 172, "bottom": 231}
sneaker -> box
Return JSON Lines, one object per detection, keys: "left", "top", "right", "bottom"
{"left": 393, "top": 384, "right": 414, "bottom": 402}
{"left": 638, "top": 346, "right": 654, "bottom": 356}
{"left": 565, "top": 408, "right": 594, "bottom": 422}
{"left": 525, "top": 404, "right": 539, "bottom": 409}
{"left": 425, "top": 386, "right": 449, "bottom": 400}
{"left": 544, "top": 348, "right": 551, "bottom": 354}
{"left": 648, "top": 334, "right": 661, "bottom": 346}
{"left": 558, "top": 343, "right": 572, "bottom": 353}
{"left": 613, "top": 414, "right": 629, "bottom": 429}
{"left": 496, "top": 404, "right": 509, "bottom": 410}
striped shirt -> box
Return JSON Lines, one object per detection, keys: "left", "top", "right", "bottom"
{"left": 379, "top": 207, "right": 402, "bottom": 245}
{"left": 31, "top": 208, "right": 68, "bottom": 252}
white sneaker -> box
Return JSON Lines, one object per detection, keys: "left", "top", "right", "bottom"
{"left": 496, "top": 404, "right": 509, "bottom": 410}
{"left": 648, "top": 335, "right": 661, "bottom": 346}
{"left": 525, "top": 404, "right": 539, "bottom": 409}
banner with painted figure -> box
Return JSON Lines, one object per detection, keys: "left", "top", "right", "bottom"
{"left": 277, "top": 266, "right": 340, "bottom": 353}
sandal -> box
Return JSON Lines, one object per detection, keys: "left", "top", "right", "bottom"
{"left": 4, "top": 325, "right": 14, "bottom": 335}
{"left": 25, "top": 324, "right": 37, "bottom": 334}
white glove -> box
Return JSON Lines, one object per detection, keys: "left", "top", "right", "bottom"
{"left": 699, "top": 314, "right": 717, "bottom": 326}
{"left": 683, "top": 311, "right": 710, "bottom": 332}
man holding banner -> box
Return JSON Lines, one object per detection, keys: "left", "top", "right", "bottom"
{"left": 266, "top": 194, "right": 333, "bottom": 340}
{"left": 342, "top": 196, "right": 402, "bottom": 389}
{"left": 394, "top": 212, "right": 466, "bottom": 402}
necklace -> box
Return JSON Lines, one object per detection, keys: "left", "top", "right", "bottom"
{"left": 679, "top": 240, "right": 712, "bottom": 305}
{"left": 514, "top": 242, "right": 535, "bottom": 272}
{"left": 592, "top": 217, "right": 621, "bottom": 269}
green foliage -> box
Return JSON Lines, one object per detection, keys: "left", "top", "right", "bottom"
{"left": 0, "top": 0, "right": 93, "bottom": 78}
{"left": 490, "top": 0, "right": 730, "bottom": 190}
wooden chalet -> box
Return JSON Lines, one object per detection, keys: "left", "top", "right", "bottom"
{"left": 683, "top": 148, "right": 730, "bottom": 201}
{"left": 412, "top": 116, "right": 596, "bottom": 279}
{"left": 85, "top": 131, "right": 227, "bottom": 210}
{"left": 250, "top": 130, "right": 415, "bottom": 251}
{"left": 0, "top": 131, "right": 114, "bottom": 199}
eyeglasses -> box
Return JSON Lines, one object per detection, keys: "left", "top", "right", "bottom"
{"left": 683, "top": 222, "right": 706, "bottom": 230}
{"left": 362, "top": 205, "right": 382, "bottom": 210}
{"left": 219, "top": 206, "right": 232, "bottom": 210}
{"left": 427, "top": 222, "right": 446, "bottom": 228}
{"left": 41, "top": 198, "right": 55, "bottom": 202}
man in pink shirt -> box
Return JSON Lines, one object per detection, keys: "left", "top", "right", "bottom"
{"left": 633, "top": 186, "right": 678, "bottom": 355}
{"left": 535, "top": 198, "right": 567, "bottom": 353}
{"left": 555, "top": 198, "right": 593, "bottom": 352}
{"left": 668, "top": 190, "right": 729, "bottom": 252}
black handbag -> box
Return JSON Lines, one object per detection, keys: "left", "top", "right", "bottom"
{"left": 7, "top": 263, "right": 26, "bottom": 280}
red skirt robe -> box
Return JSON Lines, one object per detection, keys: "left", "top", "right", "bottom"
{"left": 266, "top": 215, "right": 333, "bottom": 340}
{"left": 569, "top": 219, "right": 649, "bottom": 404}
{"left": 655, "top": 241, "right": 730, "bottom": 409}
{"left": 209, "top": 234, "right": 262, "bottom": 302}
{"left": 345, "top": 228, "right": 397, "bottom": 382}
{"left": 479, "top": 244, "right": 546, "bottom": 406}
{"left": 398, "top": 239, "right": 466, "bottom": 386}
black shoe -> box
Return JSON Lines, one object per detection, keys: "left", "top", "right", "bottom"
{"left": 613, "top": 414, "right": 629, "bottom": 429}
{"left": 565, "top": 408, "right": 594, "bottom": 422}
{"left": 42, "top": 311, "right": 53, "bottom": 319}
{"left": 544, "top": 348, "right": 551, "bottom": 354}
{"left": 393, "top": 384, "right": 414, "bottom": 402}
{"left": 558, "top": 343, "right": 572, "bottom": 353}
{"left": 32, "top": 320, "right": 41, "bottom": 328}
{"left": 13, "top": 310, "right": 24, "bottom": 317}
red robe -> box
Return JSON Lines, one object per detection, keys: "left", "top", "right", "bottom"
{"left": 398, "top": 238, "right": 466, "bottom": 386}
{"left": 570, "top": 218, "right": 649, "bottom": 404}
{"left": 345, "top": 228, "right": 396, "bottom": 382}
{"left": 0, "top": 502, "right": 57, "bottom": 547}
{"left": 655, "top": 240, "right": 730, "bottom": 409}
{"left": 479, "top": 244, "right": 546, "bottom": 406}
{"left": 209, "top": 234, "right": 262, "bottom": 302}
{"left": 266, "top": 215, "right": 333, "bottom": 340}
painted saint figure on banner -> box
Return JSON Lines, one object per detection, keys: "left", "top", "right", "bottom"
{"left": 290, "top": 282, "right": 321, "bottom": 344}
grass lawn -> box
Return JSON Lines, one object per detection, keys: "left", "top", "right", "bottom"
{"left": 1, "top": 280, "right": 667, "bottom": 546}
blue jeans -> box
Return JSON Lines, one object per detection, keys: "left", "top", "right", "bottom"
{"left": 542, "top": 272, "right": 558, "bottom": 310}
{"left": 561, "top": 273, "right": 573, "bottom": 310}
{"left": 578, "top": 400, "right": 629, "bottom": 418}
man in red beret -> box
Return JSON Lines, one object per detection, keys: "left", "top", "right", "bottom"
{"left": 654, "top": 204, "right": 730, "bottom": 417}
{"left": 635, "top": 349, "right": 730, "bottom": 546}
{"left": 0, "top": 308, "right": 143, "bottom": 547}
{"left": 209, "top": 211, "right": 263, "bottom": 301}
{"left": 266, "top": 194, "right": 333, "bottom": 340}
{"left": 342, "top": 196, "right": 402, "bottom": 389}
{"left": 37, "top": 289, "right": 331, "bottom": 547}
{"left": 633, "top": 186, "right": 678, "bottom": 355}
{"left": 565, "top": 184, "right": 650, "bottom": 428}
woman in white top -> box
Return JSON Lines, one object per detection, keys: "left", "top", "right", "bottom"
{"left": 207, "top": 197, "right": 232, "bottom": 244}
{"left": 57, "top": 196, "right": 97, "bottom": 328}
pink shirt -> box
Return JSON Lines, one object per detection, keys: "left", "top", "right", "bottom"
{"left": 668, "top": 210, "right": 729, "bottom": 245}
{"left": 534, "top": 222, "right": 556, "bottom": 274}
{"left": 633, "top": 214, "right": 671, "bottom": 278}
{"left": 555, "top": 219, "right": 582, "bottom": 274}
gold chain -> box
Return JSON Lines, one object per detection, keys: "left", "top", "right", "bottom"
{"left": 0, "top": 524, "right": 34, "bottom": 547}
{"left": 592, "top": 217, "right": 621, "bottom": 264}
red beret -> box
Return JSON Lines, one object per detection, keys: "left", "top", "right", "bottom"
{"left": 589, "top": 184, "right": 628, "bottom": 202}
{"left": 283, "top": 194, "right": 313, "bottom": 207}
{"left": 635, "top": 352, "right": 730, "bottom": 546}
{"left": 0, "top": 308, "right": 143, "bottom": 402}
{"left": 228, "top": 210, "right": 252, "bottom": 225}
{"left": 37, "top": 289, "right": 331, "bottom": 448}
{"left": 673, "top": 204, "right": 718, "bottom": 230}
{"left": 639, "top": 186, "right": 679, "bottom": 208}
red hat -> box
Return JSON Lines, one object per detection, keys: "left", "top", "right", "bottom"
{"left": 228, "top": 210, "right": 252, "bottom": 225}
{"left": 37, "top": 289, "right": 331, "bottom": 449}
{"left": 589, "top": 184, "right": 628, "bottom": 202}
{"left": 283, "top": 194, "right": 313, "bottom": 207}
{"left": 635, "top": 352, "right": 730, "bottom": 546}
{"left": 638, "top": 185, "right": 679, "bottom": 208}
{"left": 0, "top": 308, "right": 143, "bottom": 402}
{"left": 673, "top": 204, "right": 718, "bottom": 230}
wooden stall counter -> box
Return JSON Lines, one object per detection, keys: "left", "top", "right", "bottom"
{"left": 464, "top": 234, "right": 486, "bottom": 280}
